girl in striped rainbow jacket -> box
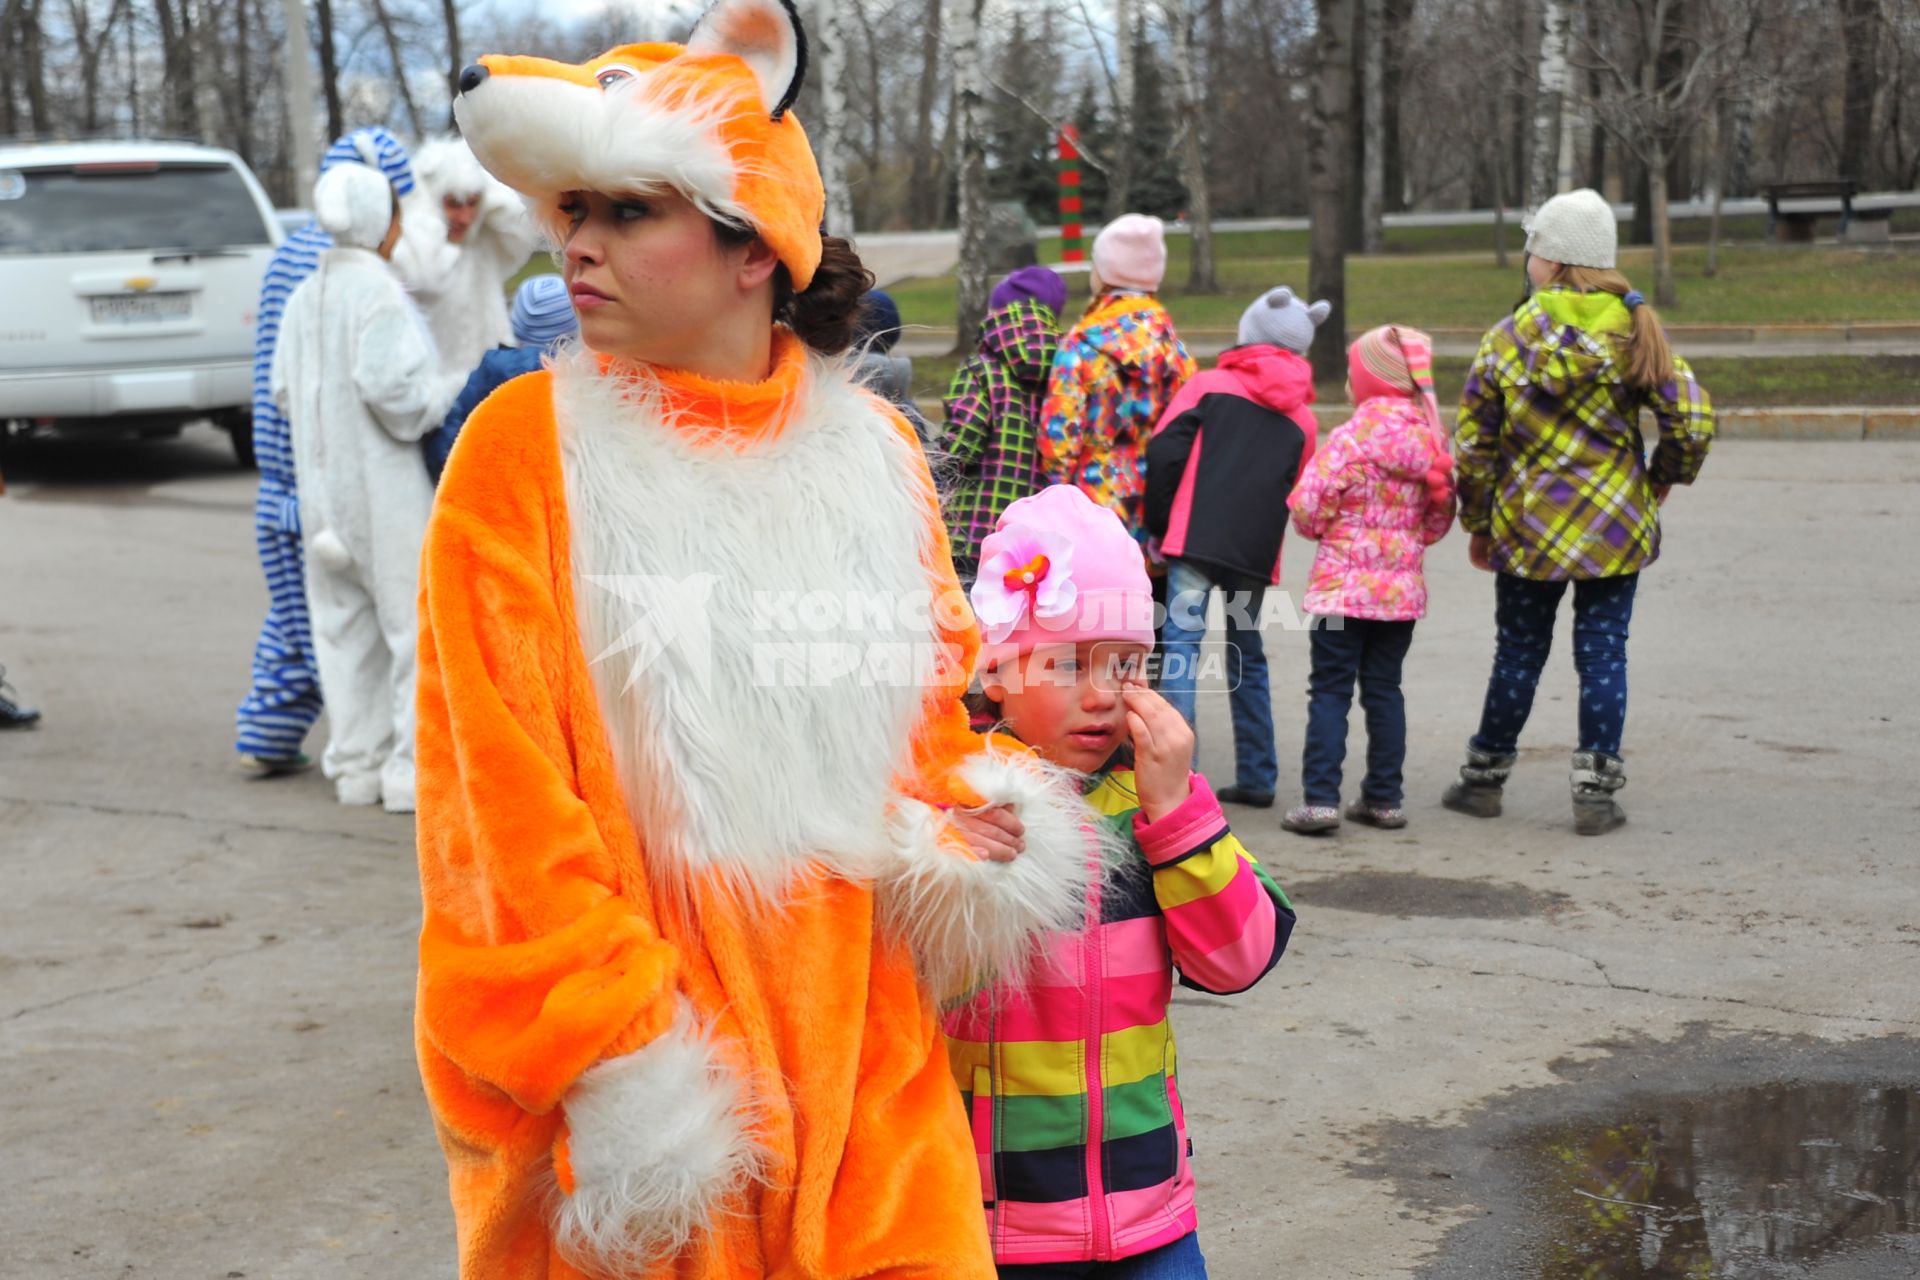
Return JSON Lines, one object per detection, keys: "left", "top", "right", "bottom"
{"left": 948, "top": 482, "right": 1297, "bottom": 1278}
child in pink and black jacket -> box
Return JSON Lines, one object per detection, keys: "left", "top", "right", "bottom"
{"left": 1282, "top": 325, "right": 1455, "bottom": 836}
{"left": 1144, "top": 285, "right": 1327, "bottom": 809}
{"left": 948, "top": 483, "right": 1295, "bottom": 1278}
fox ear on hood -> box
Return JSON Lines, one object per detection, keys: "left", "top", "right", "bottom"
{"left": 687, "top": 0, "right": 808, "bottom": 121}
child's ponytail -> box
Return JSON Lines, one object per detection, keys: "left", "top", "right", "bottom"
{"left": 1552, "top": 265, "right": 1676, "bottom": 393}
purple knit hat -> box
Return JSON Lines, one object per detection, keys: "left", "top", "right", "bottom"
{"left": 988, "top": 265, "right": 1068, "bottom": 318}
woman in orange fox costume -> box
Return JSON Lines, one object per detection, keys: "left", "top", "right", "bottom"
{"left": 415, "top": 0, "right": 1097, "bottom": 1275}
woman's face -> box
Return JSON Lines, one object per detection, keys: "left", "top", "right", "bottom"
{"left": 1526, "top": 253, "right": 1559, "bottom": 288}
{"left": 558, "top": 188, "right": 778, "bottom": 368}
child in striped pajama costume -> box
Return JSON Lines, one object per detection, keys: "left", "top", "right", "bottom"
{"left": 234, "top": 127, "right": 415, "bottom": 771}
{"left": 950, "top": 484, "right": 1296, "bottom": 1277}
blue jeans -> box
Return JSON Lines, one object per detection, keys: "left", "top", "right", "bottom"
{"left": 1160, "top": 559, "right": 1277, "bottom": 795}
{"left": 1302, "top": 616, "right": 1416, "bottom": 807}
{"left": 999, "top": 1232, "right": 1208, "bottom": 1278}
{"left": 1472, "top": 572, "right": 1638, "bottom": 758}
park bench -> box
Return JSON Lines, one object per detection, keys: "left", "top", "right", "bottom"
{"left": 1763, "top": 179, "right": 1888, "bottom": 243}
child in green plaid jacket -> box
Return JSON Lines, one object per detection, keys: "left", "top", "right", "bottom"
{"left": 1444, "top": 188, "right": 1714, "bottom": 836}
{"left": 940, "top": 267, "right": 1067, "bottom": 582}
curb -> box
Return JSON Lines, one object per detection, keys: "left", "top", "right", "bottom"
{"left": 907, "top": 402, "right": 1920, "bottom": 441}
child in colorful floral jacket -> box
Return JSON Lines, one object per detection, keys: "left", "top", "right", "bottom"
{"left": 951, "top": 483, "right": 1296, "bottom": 1277}
{"left": 1284, "top": 325, "right": 1455, "bottom": 836}
{"left": 941, "top": 266, "right": 1067, "bottom": 581}
{"left": 1039, "top": 215, "right": 1196, "bottom": 552}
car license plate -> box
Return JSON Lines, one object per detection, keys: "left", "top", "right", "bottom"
{"left": 90, "top": 292, "right": 191, "bottom": 324}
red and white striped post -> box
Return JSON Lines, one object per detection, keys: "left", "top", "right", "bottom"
{"left": 1058, "top": 124, "right": 1086, "bottom": 263}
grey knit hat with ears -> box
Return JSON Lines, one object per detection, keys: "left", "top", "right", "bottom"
{"left": 1523, "top": 188, "right": 1618, "bottom": 269}
{"left": 1238, "top": 286, "right": 1332, "bottom": 355}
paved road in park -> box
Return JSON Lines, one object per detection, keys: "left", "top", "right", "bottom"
{"left": 3, "top": 428, "right": 1916, "bottom": 1277}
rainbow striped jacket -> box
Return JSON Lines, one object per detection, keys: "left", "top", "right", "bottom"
{"left": 943, "top": 769, "right": 1295, "bottom": 1266}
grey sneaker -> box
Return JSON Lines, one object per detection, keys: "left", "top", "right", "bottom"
{"left": 1345, "top": 799, "right": 1407, "bottom": 829}
{"left": 1442, "top": 740, "right": 1516, "bottom": 818}
{"left": 1282, "top": 804, "right": 1341, "bottom": 834}
{"left": 1571, "top": 751, "right": 1627, "bottom": 835}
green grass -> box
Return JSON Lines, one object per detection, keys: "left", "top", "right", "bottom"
{"left": 895, "top": 238, "right": 1920, "bottom": 333}
{"left": 909, "top": 353, "right": 1920, "bottom": 414}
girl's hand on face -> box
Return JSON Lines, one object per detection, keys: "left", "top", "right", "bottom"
{"left": 1469, "top": 533, "right": 1496, "bottom": 573}
{"left": 1122, "top": 679, "right": 1194, "bottom": 822}
{"left": 952, "top": 803, "right": 1026, "bottom": 863}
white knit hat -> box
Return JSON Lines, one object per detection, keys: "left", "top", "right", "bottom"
{"left": 1523, "top": 188, "right": 1617, "bottom": 269}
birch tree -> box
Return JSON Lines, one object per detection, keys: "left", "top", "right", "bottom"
{"left": 950, "top": 0, "right": 989, "bottom": 351}
{"left": 1162, "top": 0, "right": 1219, "bottom": 290}
{"left": 815, "top": 0, "right": 857, "bottom": 236}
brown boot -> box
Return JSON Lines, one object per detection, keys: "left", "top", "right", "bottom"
{"left": 1441, "top": 741, "right": 1514, "bottom": 818}
{"left": 1571, "top": 751, "right": 1627, "bottom": 835}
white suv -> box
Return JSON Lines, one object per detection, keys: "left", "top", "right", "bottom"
{"left": 0, "top": 140, "right": 282, "bottom": 466}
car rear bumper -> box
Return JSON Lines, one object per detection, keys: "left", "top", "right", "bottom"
{"left": 0, "top": 360, "right": 250, "bottom": 419}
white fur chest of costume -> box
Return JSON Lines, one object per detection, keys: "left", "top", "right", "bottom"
{"left": 554, "top": 351, "right": 945, "bottom": 898}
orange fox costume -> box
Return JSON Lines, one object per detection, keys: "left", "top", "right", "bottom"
{"left": 417, "top": 2, "right": 1096, "bottom": 1276}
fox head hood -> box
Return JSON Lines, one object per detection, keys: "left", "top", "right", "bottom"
{"left": 452, "top": 0, "right": 828, "bottom": 288}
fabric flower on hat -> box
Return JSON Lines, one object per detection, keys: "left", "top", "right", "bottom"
{"left": 971, "top": 526, "right": 1078, "bottom": 645}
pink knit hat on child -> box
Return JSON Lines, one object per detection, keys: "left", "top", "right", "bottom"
{"left": 1091, "top": 214, "right": 1168, "bottom": 293}
{"left": 971, "top": 485, "right": 1156, "bottom": 668}
{"left": 1349, "top": 324, "right": 1454, "bottom": 504}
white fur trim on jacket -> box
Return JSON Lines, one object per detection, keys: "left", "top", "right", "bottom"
{"left": 554, "top": 1001, "right": 763, "bottom": 1275}
{"left": 878, "top": 750, "right": 1108, "bottom": 1000}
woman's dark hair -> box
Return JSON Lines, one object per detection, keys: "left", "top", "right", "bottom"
{"left": 713, "top": 219, "right": 875, "bottom": 355}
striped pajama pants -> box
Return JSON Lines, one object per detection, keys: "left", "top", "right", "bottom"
{"left": 235, "top": 477, "right": 324, "bottom": 760}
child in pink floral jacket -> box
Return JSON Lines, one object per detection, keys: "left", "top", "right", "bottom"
{"left": 1282, "top": 325, "right": 1454, "bottom": 834}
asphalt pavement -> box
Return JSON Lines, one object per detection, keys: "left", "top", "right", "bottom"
{"left": 2, "top": 426, "right": 1915, "bottom": 1277}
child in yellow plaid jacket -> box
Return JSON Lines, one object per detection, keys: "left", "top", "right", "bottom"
{"left": 1444, "top": 188, "right": 1714, "bottom": 836}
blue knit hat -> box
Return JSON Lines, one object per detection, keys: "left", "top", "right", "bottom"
{"left": 319, "top": 126, "right": 415, "bottom": 197}
{"left": 853, "top": 290, "right": 904, "bottom": 352}
{"left": 511, "top": 275, "right": 577, "bottom": 349}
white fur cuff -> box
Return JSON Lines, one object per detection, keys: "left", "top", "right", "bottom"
{"left": 553, "top": 1001, "right": 762, "bottom": 1275}
{"left": 879, "top": 752, "right": 1100, "bottom": 999}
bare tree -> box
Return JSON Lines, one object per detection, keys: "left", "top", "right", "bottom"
{"left": 1574, "top": 0, "right": 1757, "bottom": 307}
{"left": 950, "top": 0, "right": 989, "bottom": 350}
{"left": 1110, "top": 0, "right": 1137, "bottom": 212}
{"left": 907, "top": 0, "right": 943, "bottom": 228}
{"left": 366, "top": 0, "right": 424, "bottom": 138}
{"left": 1839, "top": 0, "right": 1879, "bottom": 184}
{"left": 815, "top": 0, "right": 857, "bottom": 235}
{"left": 441, "top": 0, "right": 463, "bottom": 126}
{"left": 1161, "top": 0, "right": 1219, "bottom": 289}
{"left": 1530, "top": 0, "right": 1576, "bottom": 201}
{"left": 1359, "top": 0, "right": 1384, "bottom": 251}
{"left": 1308, "top": 0, "right": 1354, "bottom": 382}
{"left": 313, "top": 0, "right": 343, "bottom": 141}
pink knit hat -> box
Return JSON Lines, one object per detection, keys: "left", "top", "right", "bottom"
{"left": 1349, "top": 324, "right": 1454, "bottom": 504}
{"left": 971, "top": 485, "right": 1155, "bottom": 668}
{"left": 1091, "top": 214, "right": 1168, "bottom": 293}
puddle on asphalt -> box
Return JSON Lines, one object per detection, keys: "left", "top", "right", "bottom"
{"left": 1286, "top": 870, "right": 1572, "bottom": 919}
{"left": 1526, "top": 1082, "right": 1918, "bottom": 1277}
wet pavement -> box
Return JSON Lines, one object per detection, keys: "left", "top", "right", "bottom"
{"left": 1359, "top": 1030, "right": 1920, "bottom": 1279}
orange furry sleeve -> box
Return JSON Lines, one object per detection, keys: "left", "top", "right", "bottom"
{"left": 414, "top": 431, "right": 679, "bottom": 1117}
